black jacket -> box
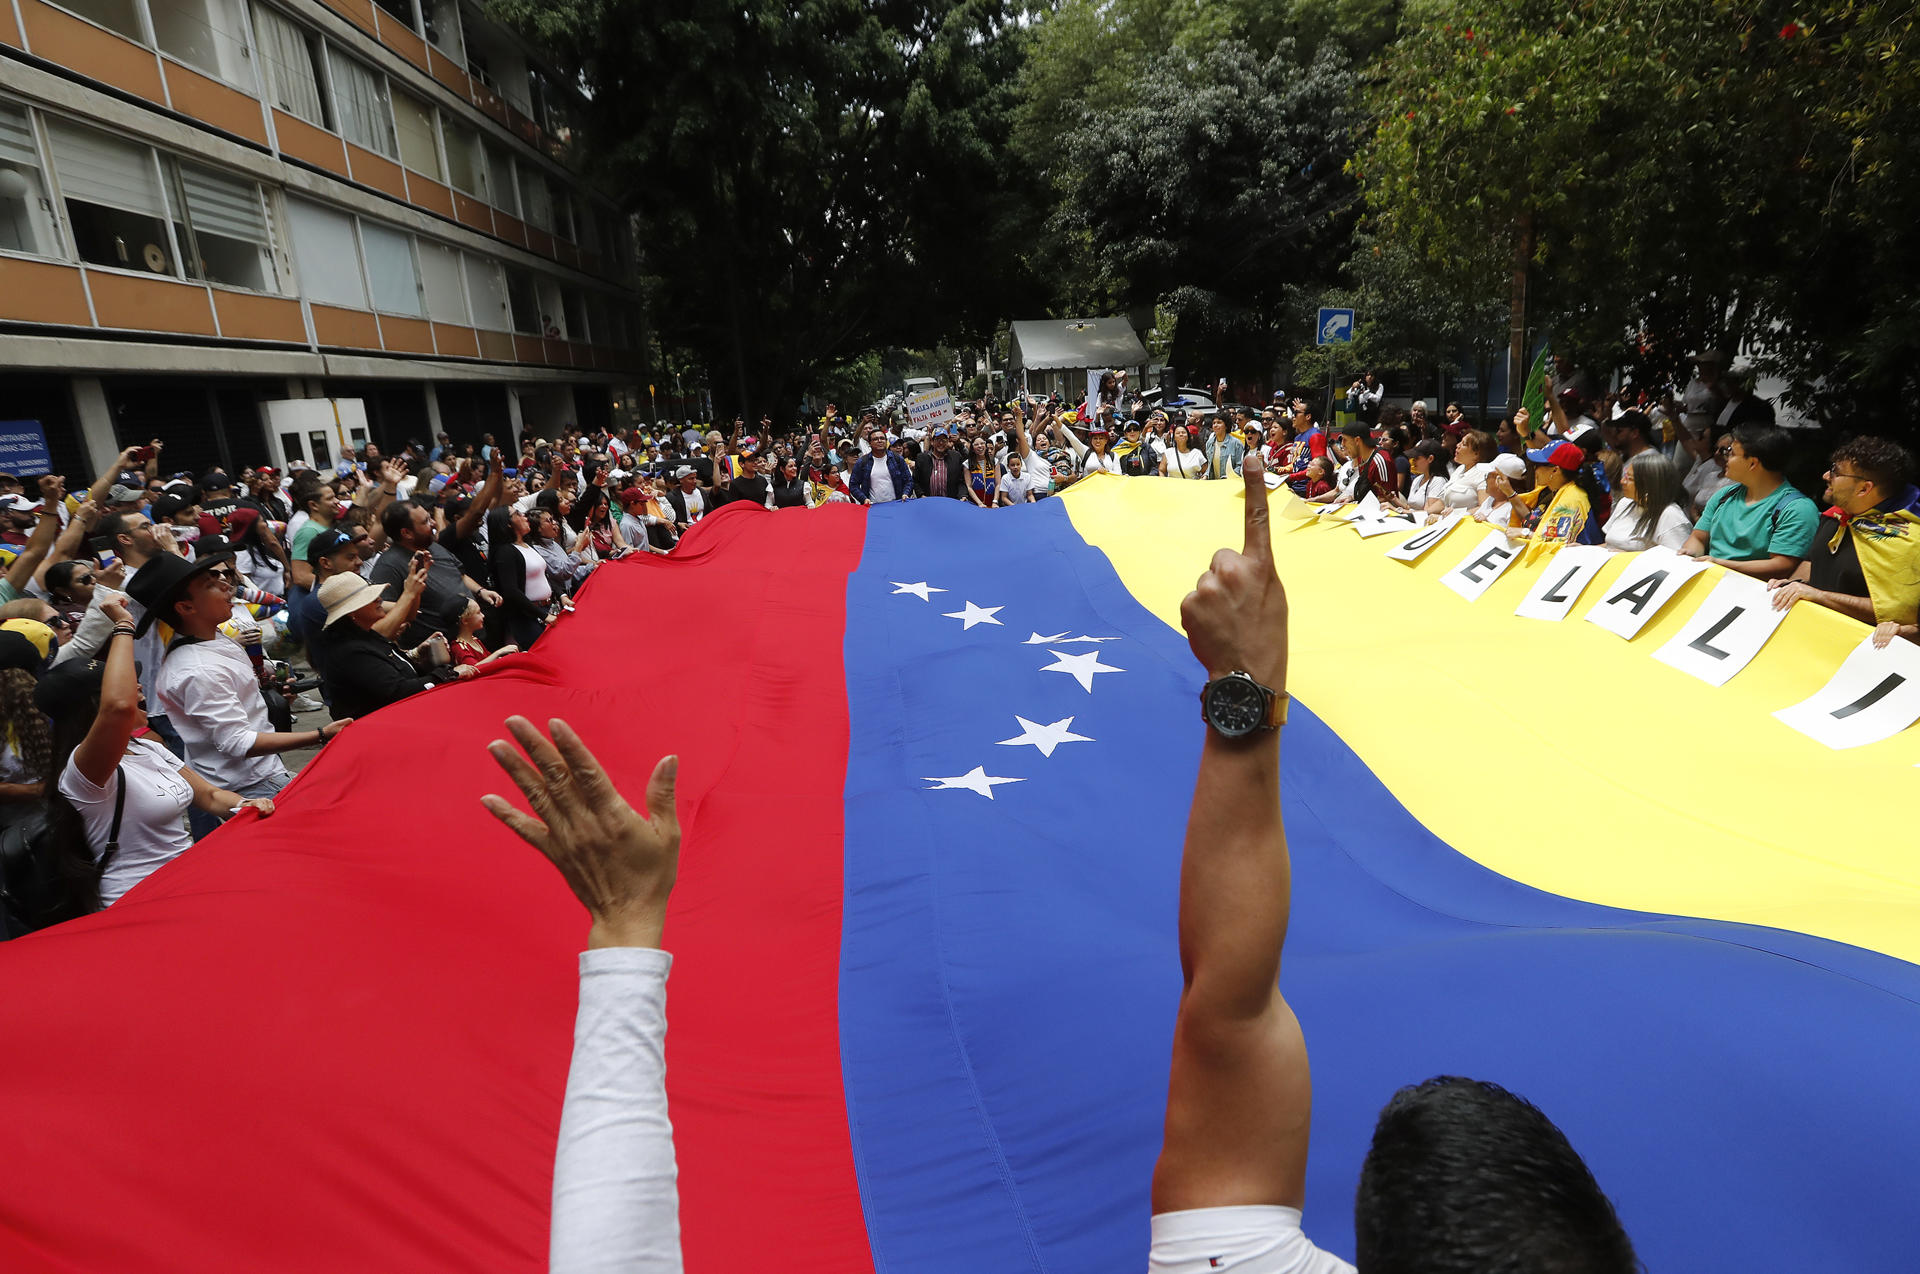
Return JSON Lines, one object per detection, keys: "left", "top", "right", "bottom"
{"left": 914, "top": 449, "right": 968, "bottom": 499}
{"left": 319, "top": 622, "right": 431, "bottom": 720}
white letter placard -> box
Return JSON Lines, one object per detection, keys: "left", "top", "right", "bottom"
{"left": 1384, "top": 511, "right": 1466, "bottom": 563}
{"left": 1774, "top": 636, "right": 1920, "bottom": 749}
{"left": 1439, "top": 530, "right": 1522, "bottom": 602}
{"left": 1343, "top": 491, "right": 1383, "bottom": 523}
{"left": 1650, "top": 573, "right": 1791, "bottom": 686}
{"left": 1584, "top": 548, "right": 1709, "bottom": 639}
{"left": 1351, "top": 510, "right": 1423, "bottom": 539}
{"left": 1513, "top": 545, "right": 1612, "bottom": 622}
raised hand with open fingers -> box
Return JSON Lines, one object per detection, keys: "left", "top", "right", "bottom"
{"left": 1179, "top": 453, "right": 1288, "bottom": 691}
{"left": 482, "top": 716, "right": 680, "bottom": 949}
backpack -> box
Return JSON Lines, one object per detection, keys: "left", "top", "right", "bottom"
{"left": 0, "top": 770, "right": 122, "bottom": 940}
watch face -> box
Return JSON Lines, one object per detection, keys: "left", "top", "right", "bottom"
{"left": 1207, "top": 676, "right": 1267, "bottom": 736}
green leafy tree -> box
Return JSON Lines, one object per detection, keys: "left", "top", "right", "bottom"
{"left": 1050, "top": 39, "right": 1360, "bottom": 376}
{"left": 489, "top": 0, "right": 1044, "bottom": 417}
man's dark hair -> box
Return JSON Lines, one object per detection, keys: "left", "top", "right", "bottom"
{"left": 1355, "top": 1077, "right": 1639, "bottom": 1274}
{"left": 380, "top": 500, "right": 420, "bottom": 543}
{"left": 1615, "top": 410, "right": 1656, "bottom": 444}
{"left": 1730, "top": 423, "right": 1795, "bottom": 473}
{"left": 1831, "top": 435, "right": 1915, "bottom": 497}
{"left": 95, "top": 510, "right": 137, "bottom": 548}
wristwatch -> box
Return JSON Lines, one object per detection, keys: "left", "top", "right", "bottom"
{"left": 1200, "top": 671, "right": 1288, "bottom": 738}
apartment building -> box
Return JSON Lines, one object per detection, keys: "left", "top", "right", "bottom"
{"left": 0, "top": 0, "right": 643, "bottom": 479}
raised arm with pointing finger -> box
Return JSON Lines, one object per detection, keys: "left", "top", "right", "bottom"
{"left": 482, "top": 716, "right": 684, "bottom": 1274}
{"left": 1149, "top": 456, "right": 1636, "bottom": 1273}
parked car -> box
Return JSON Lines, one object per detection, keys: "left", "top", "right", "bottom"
{"left": 1141, "top": 386, "right": 1219, "bottom": 416}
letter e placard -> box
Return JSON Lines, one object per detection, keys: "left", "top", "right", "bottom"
{"left": 1439, "top": 530, "right": 1521, "bottom": 602}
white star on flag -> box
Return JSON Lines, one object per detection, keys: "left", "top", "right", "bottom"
{"left": 996, "top": 715, "right": 1093, "bottom": 758}
{"left": 1040, "top": 648, "right": 1123, "bottom": 692}
{"left": 1022, "top": 631, "right": 1119, "bottom": 645}
{"left": 923, "top": 766, "right": 1025, "bottom": 799}
{"left": 891, "top": 581, "right": 947, "bottom": 600}
{"left": 943, "top": 601, "right": 1005, "bottom": 630}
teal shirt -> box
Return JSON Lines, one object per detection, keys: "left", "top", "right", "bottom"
{"left": 1697, "top": 481, "right": 1819, "bottom": 561}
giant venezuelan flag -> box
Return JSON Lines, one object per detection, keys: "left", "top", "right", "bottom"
{"left": 0, "top": 477, "right": 1917, "bottom": 1272}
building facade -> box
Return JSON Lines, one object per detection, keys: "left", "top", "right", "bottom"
{"left": 0, "top": 0, "right": 642, "bottom": 479}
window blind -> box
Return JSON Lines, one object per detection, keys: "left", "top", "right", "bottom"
{"left": 461, "top": 253, "right": 509, "bottom": 331}
{"left": 416, "top": 239, "right": 466, "bottom": 324}
{"left": 45, "top": 120, "right": 167, "bottom": 217}
{"left": 0, "top": 101, "right": 40, "bottom": 171}
{"left": 179, "top": 162, "right": 266, "bottom": 243}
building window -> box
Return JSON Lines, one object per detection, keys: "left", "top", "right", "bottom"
{"left": 534, "top": 275, "right": 564, "bottom": 338}
{"left": 148, "top": 0, "right": 251, "bottom": 85}
{"left": 461, "top": 252, "right": 509, "bottom": 331}
{"left": 50, "top": 0, "right": 146, "bottom": 44}
{"left": 371, "top": 0, "right": 416, "bottom": 30}
{"left": 519, "top": 169, "right": 552, "bottom": 233}
{"left": 504, "top": 266, "right": 538, "bottom": 334}
{"left": 327, "top": 48, "right": 397, "bottom": 160}
{"left": 45, "top": 119, "right": 177, "bottom": 275}
{"left": 421, "top": 0, "right": 462, "bottom": 62}
{"left": 416, "top": 239, "right": 466, "bottom": 324}
{"left": 548, "top": 182, "right": 573, "bottom": 243}
{"left": 390, "top": 91, "right": 443, "bottom": 181}
{"left": 253, "top": 4, "right": 330, "bottom": 129}
{"left": 440, "top": 119, "right": 482, "bottom": 198}
{"left": 284, "top": 196, "right": 365, "bottom": 308}
{"left": 560, "top": 286, "right": 587, "bottom": 343}
{"left": 359, "top": 221, "right": 422, "bottom": 316}
{"left": 483, "top": 142, "right": 518, "bottom": 217}
{"left": 172, "top": 161, "right": 275, "bottom": 291}
{"left": 0, "top": 103, "right": 63, "bottom": 259}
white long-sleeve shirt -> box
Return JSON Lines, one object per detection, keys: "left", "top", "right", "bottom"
{"left": 551, "top": 947, "right": 683, "bottom": 1273}
{"left": 153, "top": 633, "right": 287, "bottom": 792}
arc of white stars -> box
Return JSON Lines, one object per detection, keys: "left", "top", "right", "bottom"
{"left": 1022, "top": 631, "right": 1118, "bottom": 645}
{"left": 943, "top": 601, "right": 1005, "bottom": 630}
{"left": 996, "top": 715, "right": 1093, "bottom": 758}
{"left": 891, "top": 581, "right": 946, "bottom": 600}
{"left": 1040, "top": 648, "right": 1124, "bottom": 692}
{"left": 923, "top": 767, "right": 1024, "bottom": 799}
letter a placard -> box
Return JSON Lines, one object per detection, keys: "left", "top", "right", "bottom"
{"left": 1651, "top": 574, "right": 1791, "bottom": 686}
{"left": 1439, "top": 530, "right": 1521, "bottom": 602}
{"left": 1774, "top": 635, "right": 1920, "bottom": 749}
{"left": 1584, "top": 548, "right": 1709, "bottom": 639}
{"left": 1513, "top": 545, "right": 1611, "bottom": 622}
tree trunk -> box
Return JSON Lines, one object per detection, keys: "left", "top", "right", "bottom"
{"left": 1508, "top": 211, "right": 1534, "bottom": 412}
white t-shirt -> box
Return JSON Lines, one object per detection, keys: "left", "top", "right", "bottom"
{"left": 1602, "top": 498, "right": 1693, "bottom": 552}
{"left": 1082, "top": 449, "right": 1122, "bottom": 475}
{"left": 868, "top": 458, "right": 899, "bottom": 503}
{"left": 1149, "top": 1206, "right": 1354, "bottom": 1274}
{"left": 59, "top": 735, "right": 194, "bottom": 906}
{"left": 1406, "top": 474, "right": 1446, "bottom": 509}
{"left": 154, "top": 636, "right": 288, "bottom": 793}
{"left": 1000, "top": 468, "right": 1045, "bottom": 503}
{"left": 1474, "top": 495, "right": 1520, "bottom": 527}
{"left": 517, "top": 542, "right": 553, "bottom": 605}
{"left": 1166, "top": 448, "right": 1206, "bottom": 479}
{"left": 1436, "top": 461, "right": 1489, "bottom": 510}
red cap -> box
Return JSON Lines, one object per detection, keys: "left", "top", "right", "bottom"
{"left": 618, "top": 486, "right": 648, "bottom": 505}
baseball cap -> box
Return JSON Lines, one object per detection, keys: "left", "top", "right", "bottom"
{"left": 304, "top": 527, "right": 357, "bottom": 565}
{"left": 1491, "top": 453, "right": 1528, "bottom": 479}
{"left": 618, "top": 486, "right": 648, "bottom": 505}
{"left": 674, "top": 466, "right": 696, "bottom": 479}
{"left": 1526, "top": 441, "right": 1586, "bottom": 472}
{"left": 107, "top": 483, "right": 144, "bottom": 505}
{"left": 0, "top": 494, "right": 43, "bottom": 513}
{"left": 200, "top": 469, "right": 233, "bottom": 490}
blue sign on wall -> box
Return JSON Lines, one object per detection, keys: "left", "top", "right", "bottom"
{"left": 0, "top": 422, "right": 53, "bottom": 476}
{"left": 1316, "top": 308, "right": 1356, "bottom": 345}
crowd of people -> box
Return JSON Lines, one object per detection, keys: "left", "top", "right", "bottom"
{"left": 0, "top": 346, "right": 1913, "bottom": 935}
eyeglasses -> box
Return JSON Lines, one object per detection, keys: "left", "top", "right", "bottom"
{"left": 1829, "top": 468, "right": 1864, "bottom": 482}
{"left": 203, "top": 566, "right": 236, "bottom": 583}
{"left": 1714, "top": 446, "right": 1734, "bottom": 458}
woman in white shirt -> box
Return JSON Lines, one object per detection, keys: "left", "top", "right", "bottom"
{"left": 42, "top": 599, "right": 277, "bottom": 913}
{"left": 1405, "top": 442, "right": 1452, "bottom": 512}
{"left": 1472, "top": 453, "right": 1529, "bottom": 529}
{"left": 1162, "top": 424, "right": 1207, "bottom": 479}
{"left": 1602, "top": 451, "right": 1694, "bottom": 552}
{"left": 1427, "top": 430, "right": 1496, "bottom": 518}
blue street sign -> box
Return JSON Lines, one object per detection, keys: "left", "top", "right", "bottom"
{"left": 0, "top": 422, "right": 52, "bottom": 476}
{"left": 1316, "top": 308, "right": 1355, "bottom": 345}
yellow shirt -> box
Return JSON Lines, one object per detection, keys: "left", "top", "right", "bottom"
{"left": 1515, "top": 481, "right": 1591, "bottom": 564}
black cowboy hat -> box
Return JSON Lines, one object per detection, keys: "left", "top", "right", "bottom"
{"left": 126, "top": 550, "right": 233, "bottom": 637}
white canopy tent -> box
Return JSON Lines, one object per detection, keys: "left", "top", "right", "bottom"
{"left": 1008, "top": 318, "right": 1150, "bottom": 397}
